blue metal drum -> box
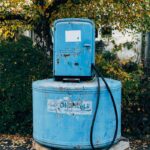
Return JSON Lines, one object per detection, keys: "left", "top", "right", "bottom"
{"left": 32, "top": 78, "right": 122, "bottom": 149}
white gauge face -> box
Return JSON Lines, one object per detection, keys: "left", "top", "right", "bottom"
{"left": 65, "top": 30, "right": 81, "bottom": 42}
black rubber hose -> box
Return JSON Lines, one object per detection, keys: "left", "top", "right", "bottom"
{"left": 90, "top": 64, "right": 118, "bottom": 150}
{"left": 90, "top": 65, "right": 100, "bottom": 150}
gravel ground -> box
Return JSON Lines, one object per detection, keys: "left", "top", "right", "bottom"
{"left": 129, "top": 138, "right": 150, "bottom": 150}
{"left": 0, "top": 134, "right": 32, "bottom": 150}
{"left": 0, "top": 134, "right": 150, "bottom": 150}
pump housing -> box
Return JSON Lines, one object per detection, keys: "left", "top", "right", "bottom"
{"left": 53, "top": 18, "right": 95, "bottom": 80}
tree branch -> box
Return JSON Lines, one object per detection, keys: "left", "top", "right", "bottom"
{"left": 44, "top": 0, "right": 68, "bottom": 19}
{"left": 0, "top": 14, "right": 32, "bottom": 24}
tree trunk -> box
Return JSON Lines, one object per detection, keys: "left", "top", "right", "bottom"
{"left": 145, "top": 32, "right": 150, "bottom": 75}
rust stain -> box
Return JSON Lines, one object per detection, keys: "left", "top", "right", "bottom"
{"left": 74, "top": 63, "right": 79, "bottom": 66}
{"left": 57, "top": 59, "right": 59, "bottom": 64}
{"left": 75, "top": 145, "right": 81, "bottom": 149}
{"left": 64, "top": 54, "right": 70, "bottom": 57}
{"left": 59, "top": 87, "right": 65, "bottom": 91}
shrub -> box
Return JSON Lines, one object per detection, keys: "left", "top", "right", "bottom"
{"left": 95, "top": 51, "right": 150, "bottom": 138}
{"left": 96, "top": 51, "right": 143, "bottom": 102}
{"left": 0, "top": 36, "right": 51, "bottom": 134}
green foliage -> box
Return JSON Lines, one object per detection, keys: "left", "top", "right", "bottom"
{"left": 96, "top": 51, "right": 143, "bottom": 102}
{"left": 50, "top": 0, "right": 150, "bottom": 31}
{"left": 0, "top": 0, "right": 150, "bottom": 41}
{"left": 0, "top": 36, "right": 51, "bottom": 134}
{"left": 123, "top": 76, "right": 150, "bottom": 138}
{"left": 96, "top": 51, "right": 150, "bottom": 137}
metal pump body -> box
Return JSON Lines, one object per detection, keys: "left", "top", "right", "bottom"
{"left": 53, "top": 18, "right": 95, "bottom": 80}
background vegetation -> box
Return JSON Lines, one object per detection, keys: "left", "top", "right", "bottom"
{"left": 96, "top": 51, "right": 149, "bottom": 138}
{"left": 0, "top": 0, "right": 149, "bottom": 139}
{"left": 0, "top": 36, "right": 51, "bottom": 134}
{"left": 0, "top": 0, "right": 150, "bottom": 51}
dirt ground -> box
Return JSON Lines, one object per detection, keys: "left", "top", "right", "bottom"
{"left": 0, "top": 134, "right": 150, "bottom": 150}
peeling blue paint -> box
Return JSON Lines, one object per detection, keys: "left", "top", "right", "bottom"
{"left": 32, "top": 78, "right": 122, "bottom": 149}
{"left": 53, "top": 18, "right": 95, "bottom": 78}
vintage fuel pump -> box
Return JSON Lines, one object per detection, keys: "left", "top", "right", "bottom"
{"left": 53, "top": 18, "right": 118, "bottom": 149}
{"left": 32, "top": 18, "right": 124, "bottom": 150}
{"left": 53, "top": 18, "right": 95, "bottom": 81}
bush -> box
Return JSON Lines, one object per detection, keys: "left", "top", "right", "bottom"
{"left": 96, "top": 51, "right": 149, "bottom": 138}
{"left": 0, "top": 36, "right": 51, "bottom": 134}
{"left": 96, "top": 51, "right": 143, "bottom": 103}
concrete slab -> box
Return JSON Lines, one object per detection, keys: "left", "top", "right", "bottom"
{"left": 32, "top": 140, "right": 130, "bottom": 150}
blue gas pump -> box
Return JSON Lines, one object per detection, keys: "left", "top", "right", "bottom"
{"left": 53, "top": 18, "right": 118, "bottom": 150}
{"left": 32, "top": 18, "right": 121, "bottom": 150}
{"left": 53, "top": 18, "right": 95, "bottom": 81}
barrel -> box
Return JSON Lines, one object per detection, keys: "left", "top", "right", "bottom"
{"left": 32, "top": 78, "right": 122, "bottom": 149}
